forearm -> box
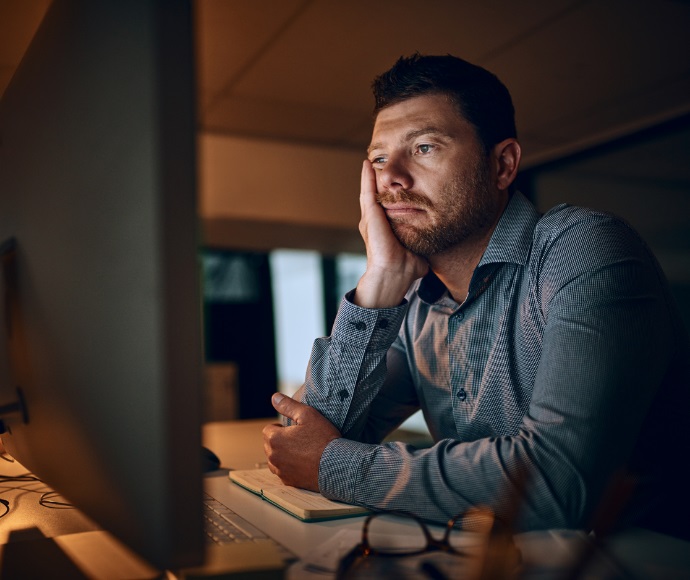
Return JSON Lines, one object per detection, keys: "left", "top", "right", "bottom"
{"left": 319, "top": 408, "right": 630, "bottom": 532}
{"left": 298, "top": 293, "right": 409, "bottom": 437}
{"left": 293, "top": 159, "right": 425, "bottom": 434}
{"left": 318, "top": 434, "right": 583, "bottom": 530}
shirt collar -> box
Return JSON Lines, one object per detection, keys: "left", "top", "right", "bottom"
{"left": 478, "top": 191, "right": 541, "bottom": 268}
{"left": 417, "top": 191, "right": 540, "bottom": 303}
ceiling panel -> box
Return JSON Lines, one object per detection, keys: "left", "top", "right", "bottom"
{"left": 2, "top": 0, "right": 689, "bottom": 168}
{"left": 495, "top": 0, "right": 690, "bottom": 155}
{"left": 194, "top": 0, "right": 307, "bottom": 110}
{"left": 221, "top": 0, "right": 578, "bottom": 109}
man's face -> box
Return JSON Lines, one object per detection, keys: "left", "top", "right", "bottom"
{"left": 367, "top": 93, "right": 501, "bottom": 258}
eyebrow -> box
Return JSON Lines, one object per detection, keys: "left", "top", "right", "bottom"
{"left": 367, "top": 126, "right": 451, "bottom": 155}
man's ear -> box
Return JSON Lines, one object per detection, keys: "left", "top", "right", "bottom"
{"left": 492, "top": 138, "right": 521, "bottom": 191}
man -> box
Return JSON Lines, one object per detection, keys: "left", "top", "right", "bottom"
{"left": 263, "top": 54, "right": 690, "bottom": 538}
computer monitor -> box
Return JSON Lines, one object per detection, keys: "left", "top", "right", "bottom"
{"left": 0, "top": 0, "right": 204, "bottom": 570}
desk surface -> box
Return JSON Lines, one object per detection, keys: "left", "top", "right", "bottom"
{"left": 203, "top": 417, "right": 273, "bottom": 471}
{"left": 1, "top": 419, "right": 689, "bottom": 579}
{"left": 203, "top": 419, "right": 690, "bottom": 579}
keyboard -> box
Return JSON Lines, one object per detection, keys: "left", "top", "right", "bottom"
{"left": 203, "top": 493, "right": 270, "bottom": 545}
{"left": 201, "top": 492, "right": 296, "bottom": 570}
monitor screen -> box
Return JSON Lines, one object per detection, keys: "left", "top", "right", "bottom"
{"left": 0, "top": 0, "right": 204, "bottom": 570}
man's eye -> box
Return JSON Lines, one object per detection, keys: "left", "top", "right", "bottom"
{"left": 417, "top": 144, "right": 434, "bottom": 154}
{"left": 371, "top": 156, "right": 386, "bottom": 165}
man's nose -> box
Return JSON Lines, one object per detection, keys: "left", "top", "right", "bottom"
{"left": 378, "top": 154, "right": 413, "bottom": 192}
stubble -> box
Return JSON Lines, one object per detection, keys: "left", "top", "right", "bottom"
{"left": 377, "top": 156, "right": 498, "bottom": 258}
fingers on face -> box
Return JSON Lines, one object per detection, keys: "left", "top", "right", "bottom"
{"left": 359, "top": 160, "right": 382, "bottom": 240}
{"left": 360, "top": 160, "right": 378, "bottom": 210}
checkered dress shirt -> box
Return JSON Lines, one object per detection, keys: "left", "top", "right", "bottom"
{"left": 295, "top": 192, "right": 690, "bottom": 535}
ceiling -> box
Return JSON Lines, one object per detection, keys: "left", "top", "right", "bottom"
{"left": 2, "top": 0, "right": 690, "bottom": 169}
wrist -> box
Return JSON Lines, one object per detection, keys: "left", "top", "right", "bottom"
{"left": 353, "top": 269, "right": 413, "bottom": 308}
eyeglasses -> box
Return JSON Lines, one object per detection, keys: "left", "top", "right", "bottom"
{"left": 336, "top": 508, "right": 521, "bottom": 579}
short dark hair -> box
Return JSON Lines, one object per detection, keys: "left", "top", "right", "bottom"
{"left": 372, "top": 53, "right": 517, "bottom": 153}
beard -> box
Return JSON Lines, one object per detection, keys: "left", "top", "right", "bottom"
{"left": 376, "top": 155, "right": 498, "bottom": 258}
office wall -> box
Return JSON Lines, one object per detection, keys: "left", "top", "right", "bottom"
{"left": 198, "top": 133, "right": 363, "bottom": 228}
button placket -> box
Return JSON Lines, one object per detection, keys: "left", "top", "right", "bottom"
{"left": 448, "top": 311, "right": 471, "bottom": 427}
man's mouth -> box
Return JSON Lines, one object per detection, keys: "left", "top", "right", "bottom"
{"left": 382, "top": 204, "right": 426, "bottom": 218}
{"left": 376, "top": 189, "right": 431, "bottom": 216}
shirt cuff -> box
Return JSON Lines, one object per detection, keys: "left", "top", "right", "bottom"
{"left": 331, "top": 290, "right": 408, "bottom": 350}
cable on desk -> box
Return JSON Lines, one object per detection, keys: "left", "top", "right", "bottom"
{"left": 0, "top": 472, "right": 75, "bottom": 521}
{"left": 0, "top": 474, "right": 41, "bottom": 484}
{"left": 0, "top": 499, "right": 9, "bottom": 519}
{"left": 39, "top": 490, "right": 73, "bottom": 509}
{"left": 0, "top": 452, "right": 15, "bottom": 463}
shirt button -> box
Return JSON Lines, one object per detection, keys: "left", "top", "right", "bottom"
{"left": 338, "top": 389, "right": 349, "bottom": 401}
{"left": 457, "top": 388, "right": 467, "bottom": 402}
{"left": 351, "top": 321, "right": 367, "bottom": 331}
{"left": 378, "top": 318, "right": 389, "bottom": 329}
{"left": 455, "top": 312, "right": 464, "bottom": 322}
